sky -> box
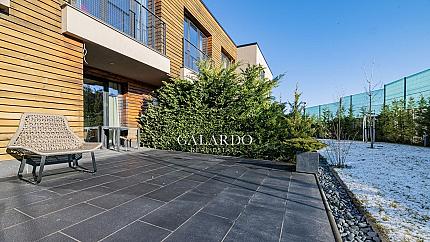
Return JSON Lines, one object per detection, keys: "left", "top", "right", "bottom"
{"left": 203, "top": 0, "right": 430, "bottom": 107}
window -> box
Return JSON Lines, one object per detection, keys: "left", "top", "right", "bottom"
{"left": 183, "top": 17, "right": 208, "bottom": 72}
{"left": 221, "top": 51, "right": 232, "bottom": 68}
{"left": 0, "top": 0, "right": 10, "bottom": 14}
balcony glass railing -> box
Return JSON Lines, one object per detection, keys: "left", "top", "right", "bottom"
{"left": 183, "top": 38, "right": 209, "bottom": 73}
{"left": 70, "top": 0, "right": 166, "bottom": 55}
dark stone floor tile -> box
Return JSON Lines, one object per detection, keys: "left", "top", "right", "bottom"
{"left": 37, "top": 173, "right": 88, "bottom": 188}
{"left": 231, "top": 171, "right": 267, "bottom": 191}
{"left": 185, "top": 161, "right": 215, "bottom": 171}
{"left": 38, "top": 232, "right": 77, "bottom": 242}
{"left": 223, "top": 204, "right": 284, "bottom": 242}
{"left": 201, "top": 188, "right": 252, "bottom": 220}
{"left": 18, "top": 185, "right": 113, "bottom": 218}
{"left": 87, "top": 182, "right": 160, "bottom": 209}
{"left": 283, "top": 198, "right": 328, "bottom": 223}
{"left": 95, "top": 163, "right": 148, "bottom": 176}
{"left": 0, "top": 208, "right": 32, "bottom": 229}
{"left": 102, "top": 221, "right": 170, "bottom": 242}
{"left": 0, "top": 189, "right": 59, "bottom": 211}
{"left": 256, "top": 183, "right": 290, "bottom": 199}
{"left": 218, "top": 160, "right": 237, "bottom": 166}
{"left": 141, "top": 192, "right": 212, "bottom": 231}
{"left": 204, "top": 165, "right": 229, "bottom": 175}
{"left": 62, "top": 197, "right": 164, "bottom": 242}
{"left": 147, "top": 166, "right": 178, "bottom": 177}
{"left": 225, "top": 187, "right": 255, "bottom": 197}
{"left": 262, "top": 175, "right": 291, "bottom": 190}
{"left": 49, "top": 175, "right": 119, "bottom": 195}
{"left": 287, "top": 173, "right": 325, "bottom": 209}
{"left": 0, "top": 203, "right": 103, "bottom": 242}
{"left": 281, "top": 210, "right": 334, "bottom": 242}
{"left": 217, "top": 165, "right": 248, "bottom": 178}
{"left": 163, "top": 212, "right": 232, "bottom": 242}
{"left": 101, "top": 176, "right": 148, "bottom": 190}
{"left": 185, "top": 172, "right": 213, "bottom": 183}
{"left": 147, "top": 170, "right": 192, "bottom": 186}
{"left": 110, "top": 163, "right": 166, "bottom": 177}
{"left": 192, "top": 178, "right": 231, "bottom": 196}
{"left": 144, "top": 179, "right": 200, "bottom": 202}
{"left": 280, "top": 232, "right": 319, "bottom": 242}
{"left": 249, "top": 186, "right": 287, "bottom": 211}
{"left": 0, "top": 180, "right": 45, "bottom": 200}
{"left": 266, "top": 170, "right": 292, "bottom": 181}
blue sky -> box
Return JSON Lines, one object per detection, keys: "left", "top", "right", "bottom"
{"left": 203, "top": 0, "right": 430, "bottom": 106}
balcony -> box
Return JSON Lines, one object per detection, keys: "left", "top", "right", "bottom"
{"left": 62, "top": 0, "right": 170, "bottom": 85}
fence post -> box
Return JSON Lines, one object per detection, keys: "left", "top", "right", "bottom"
{"left": 404, "top": 77, "right": 407, "bottom": 109}
{"left": 383, "top": 84, "right": 386, "bottom": 107}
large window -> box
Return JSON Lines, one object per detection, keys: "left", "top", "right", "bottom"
{"left": 83, "top": 79, "right": 104, "bottom": 127}
{"left": 83, "top": 77, "right": 125, "bottom": 128}
{"left": 183, "top": 17, "right": 208, "bottom": 72}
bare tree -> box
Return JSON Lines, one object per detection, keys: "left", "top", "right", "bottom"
{"left": 322, "top": 95, "right": 356, "bottom": 168}
{"left": 363, "top": 61, "right": 381, "bottom": 149}
{"left": 323, "top": 139, "right": 354, "bottom": 167}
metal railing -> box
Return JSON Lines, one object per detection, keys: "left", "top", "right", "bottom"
{"left": 183, "top": 38, "right": 209, "bottom": 72}
{"left": 70, "top": 0, "right": 166, "bottom": 55}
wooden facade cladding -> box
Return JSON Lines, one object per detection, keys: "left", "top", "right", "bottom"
{"left": 157, "top": 0, "right": 237, "bottom": 77}
{"left": 0, "top": 0, "right": 237, "bottom": 161}
{"left": 0, "top": 0, "right": 84, "bottom": 161}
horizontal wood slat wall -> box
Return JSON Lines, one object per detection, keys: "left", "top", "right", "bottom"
{"left": 0, "top": 0, "right": 84, "bottom": 161}
{"left": 128, "top": 81, "right": 154, "bottom": 128}
{"left": 158, "top": 0, "right": 237, "bottom": 77}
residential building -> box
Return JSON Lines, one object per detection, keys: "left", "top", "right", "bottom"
{"left": 237, "top": 42, "right": 273, "bottom": 80}
{"left": 0, "top": 0, "right": 271, "bottom": 162}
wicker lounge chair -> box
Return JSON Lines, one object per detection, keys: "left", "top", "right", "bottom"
{"left": 6, "top": 113, "right": 102, "bottom": 184}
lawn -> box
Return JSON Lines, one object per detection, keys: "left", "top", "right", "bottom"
{"left": 326, "top": 141, "right": 430, "bottom": 241}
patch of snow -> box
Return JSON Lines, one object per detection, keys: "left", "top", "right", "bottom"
{"left": 321, "top": 141, "right": 430, "bottom": 242}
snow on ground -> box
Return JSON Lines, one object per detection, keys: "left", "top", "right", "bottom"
{"left": 321, "top": 141, "right": 430, "bottom": 242}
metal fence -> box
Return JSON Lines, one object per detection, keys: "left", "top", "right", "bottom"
{"left": 307, "top": 69, "right": 430, "bottom": 118}
{"left": 70, "top": 0, "right": 166, "bottom": 55}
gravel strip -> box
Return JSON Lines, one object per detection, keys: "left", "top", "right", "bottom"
{"left": 318, "top": 162, "right": 382, "bottom": 242}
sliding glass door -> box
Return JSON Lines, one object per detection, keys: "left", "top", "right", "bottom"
{"left": 83, "top": 77, "right": 125, "bottom": 128}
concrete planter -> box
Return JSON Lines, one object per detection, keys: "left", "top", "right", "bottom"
{"left": 296, "top": 151, "right": 319, "bottom": 174}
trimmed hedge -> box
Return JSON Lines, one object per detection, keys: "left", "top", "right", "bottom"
{"left": 139, "top": 62, "right": 322, "bottom": 162}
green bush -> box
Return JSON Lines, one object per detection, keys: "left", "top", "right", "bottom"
{"left": 139, "top": 61, "right": 321, "bottom": 162}
{"left": 283, "top": 138, "right": 326, "bottom": 162}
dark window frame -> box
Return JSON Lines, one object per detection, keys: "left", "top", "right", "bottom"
{"left": 183, "top": 15, "right": 209, "bottom": 72}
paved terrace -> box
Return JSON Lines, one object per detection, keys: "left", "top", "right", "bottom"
{"left": 0, "top": 150, "right": 335, "bottom": 242}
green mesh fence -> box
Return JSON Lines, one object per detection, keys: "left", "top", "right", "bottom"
{"left": 306, "top": 69, "right": 430, "bottom": 118}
